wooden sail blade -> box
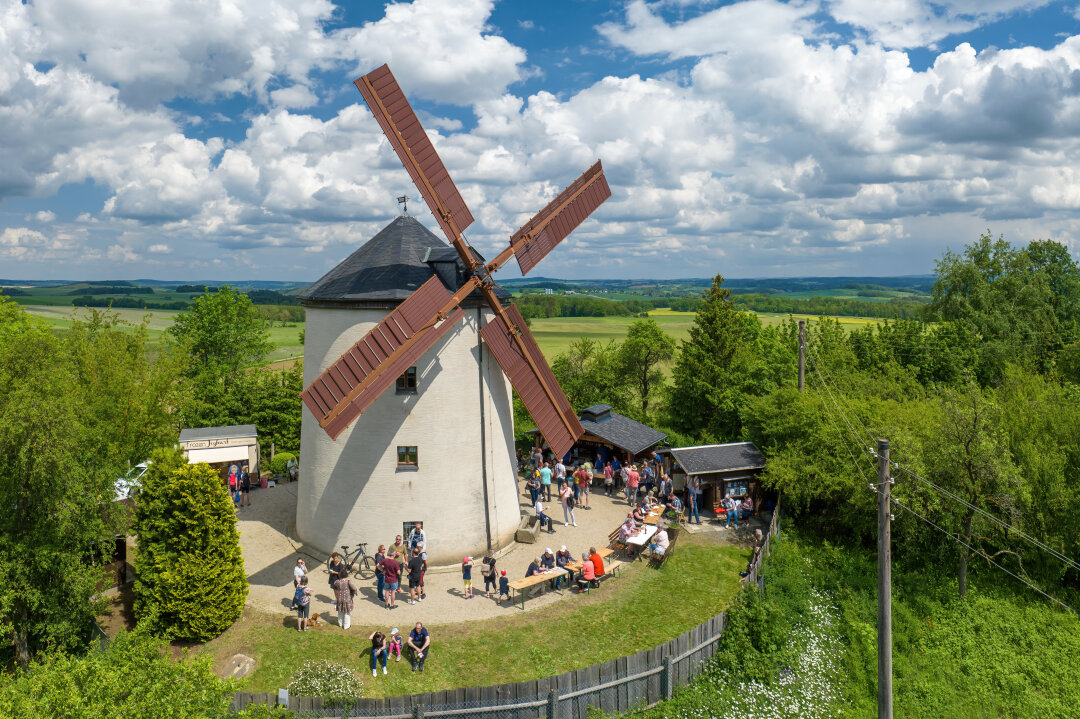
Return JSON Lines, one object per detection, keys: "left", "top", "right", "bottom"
{"left": 510, "top": 161, "right": 611, "bottom": 276}
{"left": 480, "top": 305, "right": 584, "bottom": 459}
{"left": 302, "top": 276, "right": 465, "bottom": 439}
{"left": 355, "top": 65, "right": 475, "bottom": 242}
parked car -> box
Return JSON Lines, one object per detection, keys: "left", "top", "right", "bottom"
{"left": 114, "top": 461, "right": 151, "bottom": 501}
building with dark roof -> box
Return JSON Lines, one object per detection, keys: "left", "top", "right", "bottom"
{"left": 297, "top": 213, "right": 521, "bottom": 565}
{"left": 659, "top": 441, "right": 768, "bottom": 516}
{"left": 301, "top": 214, "right": 509, "bottom": 307}
{"left": 528, "top": 403, "right": 667, "bottom": 464}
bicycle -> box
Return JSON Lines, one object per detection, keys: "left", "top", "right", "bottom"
{"left": 340, "top": 541, "right": 376, "bottom": 579}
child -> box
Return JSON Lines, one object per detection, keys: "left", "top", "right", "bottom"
{"left": 462, "top": 556, "right": 474, "bottom": 599}
{"left": 498, "top": 569, "right": 510, "bottom": 603}
{"left": 388, "top": 627, "right": 403, "bottom": 662}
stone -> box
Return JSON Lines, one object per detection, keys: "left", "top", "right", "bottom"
{"left": 223, "top": 653, "right": 256, "bottom": 679}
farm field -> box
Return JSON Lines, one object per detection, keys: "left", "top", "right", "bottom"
{"left": 18, "top": 303, "right": 878, "bottom": 367}
{"left": 527, "top": 309, "right": 880, "bottom": 359}
{"left": 19, "top": 305, "right": 305, "bottom": 363}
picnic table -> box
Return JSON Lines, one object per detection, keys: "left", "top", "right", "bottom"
{"left": 625, "top": 524, "right": 658, "bottom": 548}
{"left": 643, "top": 508, "right": 664, "bottom": 525}
{"left": 507, "top": 568, "right": 568, "bottom": 610}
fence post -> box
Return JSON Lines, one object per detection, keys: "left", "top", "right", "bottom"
{"left": 412, "top": 705, "right": 425, "bottom": 719}
{"left": 662, "top": 656, "right": 674, "bottom": 700}
{"left": 547, "top": 689, "right": 559, "bottom": 719}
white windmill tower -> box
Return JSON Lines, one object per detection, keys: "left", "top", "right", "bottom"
{"left": 296, "top": 65, "right": 610, "bottom": 564}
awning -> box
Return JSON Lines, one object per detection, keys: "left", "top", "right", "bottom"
{"left": 186, "top": 446, "right": 251, "bottom": 465}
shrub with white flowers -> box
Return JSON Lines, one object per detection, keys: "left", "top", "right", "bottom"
{"left": 288, "top": 660, "right": 364, "bottom": 703}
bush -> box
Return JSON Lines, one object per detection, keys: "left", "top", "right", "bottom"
{"left": 270, "top": 452, "right": 296, "bottom": 476}
{"left": 134, "top": 449, "right": 248, "bottom": 642}
{"left": 289, "top": 660, "right": 364, "bottom": 703}
{"left": 0, "top": 630, "right": 283, "bottom": 719}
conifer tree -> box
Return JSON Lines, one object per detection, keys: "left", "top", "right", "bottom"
{"left": 134, "top": 449, "right": 247, "bottom": 641}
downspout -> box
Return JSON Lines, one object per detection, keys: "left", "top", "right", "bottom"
{"left": 478, "top": 307, "right": 493, "bottom": 551}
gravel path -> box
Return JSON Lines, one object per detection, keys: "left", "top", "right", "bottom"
{"left": 237, "top": 478, "right": 647, "bottom": 628}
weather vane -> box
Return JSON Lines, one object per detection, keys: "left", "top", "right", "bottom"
{"left": 397, "top": 195, "right": 408, "bottom": 214}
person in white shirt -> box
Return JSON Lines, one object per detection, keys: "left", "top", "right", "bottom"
{"left": 290, "top": 557, "right": 307, "bottom": 609}
{"left": 651, "top": 527, "right": 670, "bottom": 557}
{"left": 535, "top": 499, "right": 553, "bottom": 533}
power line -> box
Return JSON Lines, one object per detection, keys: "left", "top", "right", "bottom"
{"left": 890, "top": 495, "right": 1076, "bottom": 614}
{"left": 809, "top": 345, "right": 1080, "bottom": 574}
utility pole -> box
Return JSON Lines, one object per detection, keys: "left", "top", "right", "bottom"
{"left": 797, "top": 320, "right": 806, "bottom": 392}
{"left": 877, "top": 438, "right": 893, "bottom": 719}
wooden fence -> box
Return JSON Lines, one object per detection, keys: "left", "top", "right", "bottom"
{"left": 232, "top": 504, "right": 780, "bottom": 718}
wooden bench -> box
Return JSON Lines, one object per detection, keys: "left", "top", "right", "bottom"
{"left": 507, "top": 568, "right": 568, "bottom": 610}
{"left": 608, "top": 527, "right": 628, "bottom": 554}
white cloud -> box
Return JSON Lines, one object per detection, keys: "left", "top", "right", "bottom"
{"left": 147, "top": 244, "right": 171, "bottom": 254}
{"left": 0, "top": 226, "right": 73, "bottom": 261}
{"left": 336, "top": 0, "right": 528, "bottom": 104}
{"left": 106, "top": 244, "right": 139, "bottom": 262}
{"left": 30, "top": 210, "right": 56, "bottom": 223}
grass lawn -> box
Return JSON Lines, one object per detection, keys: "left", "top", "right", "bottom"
{"left": 199, "top": 534, "right": 749, "bottom": 697}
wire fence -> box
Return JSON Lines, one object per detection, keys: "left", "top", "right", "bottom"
{"left": 232, "top": 505, "right": 780, "bottom": 718}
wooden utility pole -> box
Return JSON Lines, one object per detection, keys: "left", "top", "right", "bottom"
{"left": 797, "top": 320, "right": 806, "bottom": 392}
{"left": 877, "top": 438, "right": 893, "bottom": 719}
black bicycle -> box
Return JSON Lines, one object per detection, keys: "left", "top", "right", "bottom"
{"left": 340, "top": 541, "right": 376, "bottom": 579}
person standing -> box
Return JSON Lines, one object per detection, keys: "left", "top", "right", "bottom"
{"left": 333, "top": 568, "right": 357, "bottom": 630}
{"left": 239, "top": 465, "right": 251, "bottom": 507}
{"left": 369, "top": 631, "right": 389, "bottom": 677}
{"left": 291, "top": 557, "right": 307, "bottom": 609}
{"left": 374, "top": 544, "right": 387, "bottom": 602}
{"left": 687, "top": 476, "right": 702, "bottom": 524}
{"left": 626, "top": 465, "right": 641, "bottom": 506}
{"left": 406, "top": 547, "right": 424, "bottom": 605}
{"left": 382, "top": 550, "right": 401, "bottom": 610}
{"left": 539, "top": 461, "right": 553, "bottom": 502}
{"left": 481, "top": 551, "right": 497, "bottom": 597}
{"left": 554, "top": 458, "right": 566, "bottom": 495}
{"left": 498, "top": 570, "right": 510, "bottom": 603}
{"left": 390, "top": 535, "right": 407, "bottom": 565}
{"left": 407, "top": 522, "right": 426, "bottom": 555}
{"left": 526, "top": 471, "right": 540, "bottom": 506}
{"left": 461, "top": 556, "right": 474, "bottom": 599}
{"left": 294, "top": 576, "right": 312, "bottom": 631}
{"left": 408, "top": 622, "right": 431, "bottom": 672}
{"left": 559, "top": 481, "right": 577, "bottom": 527}
{"left": 603, "top": 462, "right": 614, "bottom": 496}
{"left": 577, "top": 466, "right": 591, "bottom": 510}
{"left": 327, "top": 552, "right": 345, "bottom": 590}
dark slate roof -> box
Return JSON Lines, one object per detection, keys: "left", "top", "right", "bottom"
{"left": 579, "top": 405, "right": 667, "bottom": 455}
{"left": 300, "top": 215, "right": 509, "bottom": 303}
{"left": 179, "top": 424, "right": 258, "bottom": 443}
{"left": 667, "top": 442, "right": 766, "bottom": 475}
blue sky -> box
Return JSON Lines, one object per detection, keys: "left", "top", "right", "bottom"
{"left": 4, "top": 0, "right": 1080, "bottom": 282}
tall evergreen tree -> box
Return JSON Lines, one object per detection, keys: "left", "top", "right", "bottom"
{"left": 134, "top": 449, "right": 247, "bottom": 641}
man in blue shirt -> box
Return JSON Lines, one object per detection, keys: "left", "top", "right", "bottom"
{"left": 539, "top": 461, "right": 553, "bottom": 502}
{"left": 408, "top": 622, "right": 430, "bottom": 672}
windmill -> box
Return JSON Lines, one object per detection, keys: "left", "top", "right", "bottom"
{"left": 300, "top": 65, "right": 611, "bottom": 460}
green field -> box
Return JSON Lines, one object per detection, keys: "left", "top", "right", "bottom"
{"left": 19, "top": 305, "right": 305, "bottom": 363}
{"left": 527, "top": 309, "right": 880, "bottom": 359}
{"left": 17, "top": 303, "right": 877, "bottom": 367}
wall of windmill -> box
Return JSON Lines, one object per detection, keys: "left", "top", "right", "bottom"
{"left": 298, "top": 304, "right": 520, "bottom": 566}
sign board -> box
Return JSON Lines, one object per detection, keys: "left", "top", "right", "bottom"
{"left": 180, "top": 436, "right": 254, "bottom": 450}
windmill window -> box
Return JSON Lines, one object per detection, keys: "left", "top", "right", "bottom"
{"left": 396, "top": 367, "right": 418, "bottom": 393}
{"left": 397, "top": 446, "right": 418, "bottom": 467}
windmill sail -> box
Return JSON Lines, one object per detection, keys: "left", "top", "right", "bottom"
{"left": 510, "top": 161, "right": 611, "bottom": 276}
{"left": 355, "top": 65, "right": 475, "bottom": 242}
{"left": 480, "top": 305, "right": 584, "bottom": 459}
{"left": 302, "top": 276, "right": 464, "bottom": 439}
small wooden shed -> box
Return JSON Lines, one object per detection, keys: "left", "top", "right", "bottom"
{"left": 179, "top": 424, "right": 260, "bottom": 473}
{"left": 661, "top": 441, "right": 766, "bottom": 513}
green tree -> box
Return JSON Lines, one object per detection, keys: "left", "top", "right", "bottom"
{"left": 134, "top": 449, "right": 248, "bottom": 641}
{"left": 918, "top": 383, "right": 1020, "bottom": 598}
{"left": 667, "top": 275, "right": 794, "bottom": 441}
{"left": 0, "top": 630, "right": 282, "bottom": 718}
{"left": 618, "top": 319, "right": 675, "bottom": 420}
{"left": 550, "top": 338, "right": 633, "bottom": 414}
{"left": 169, "top": 285, "right": 272, "bottom": 385}
{"left": 0, "top": 300, "right": 183, "bottom": 668}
